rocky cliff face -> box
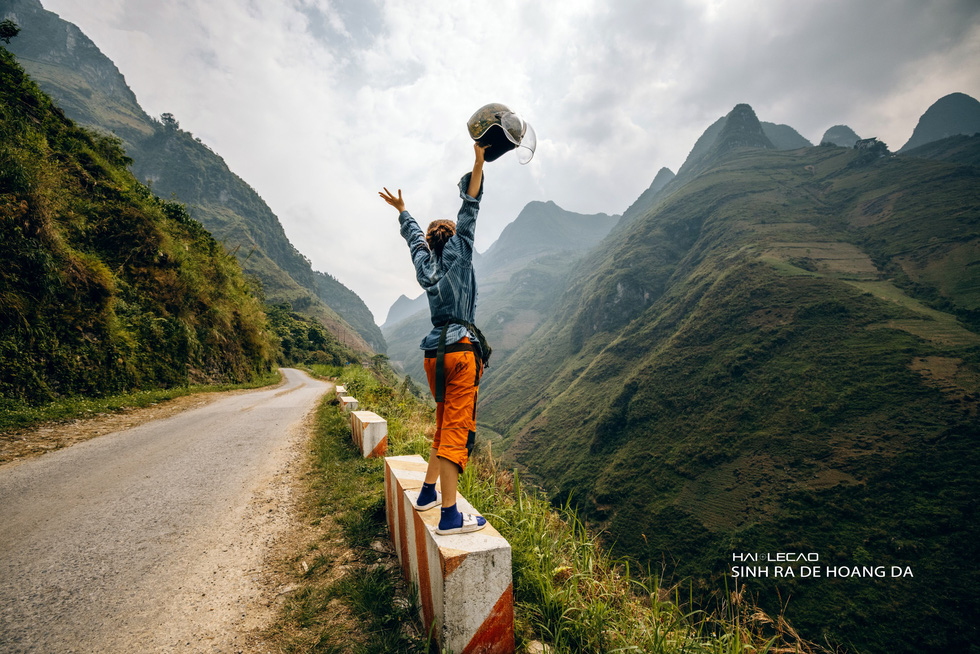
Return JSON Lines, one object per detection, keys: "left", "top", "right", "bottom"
{"left": 711, "top": 103, "right": 776, "bottom": 154}
{"left": 3, "top": 0, "right": 152, "bottom": 143}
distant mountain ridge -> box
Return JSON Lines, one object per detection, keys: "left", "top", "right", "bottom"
{"left": 476, "top": 103, "right": 980, "bottom": 653}
{"left": 3, "top": 0, "right": 385, "bottom": 353}
{"left": 619, "top": 167, "right": 675, "bottom": 226}
{"left": 478, "top": 201, "right": 618, "bottom": 277}
{"left": 900, "top": 132, "right": 980, "bottom": 167}
{"left": 761, "top": 121, "right": 812, "bottom": 150}
{"left": 382, "top": 293, "right": 423, "bottom": 331}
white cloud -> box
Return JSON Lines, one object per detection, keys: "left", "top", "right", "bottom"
{"left": 39, "top": 0, "right": 980, "bottom": 322}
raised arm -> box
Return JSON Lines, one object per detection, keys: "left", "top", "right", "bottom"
{"left": 454, "top": 144, "right": 487, "bottom": 246}
{"left": 467, "top": 143, "right": 486, "bottom": 199}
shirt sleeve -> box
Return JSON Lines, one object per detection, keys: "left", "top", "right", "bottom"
{"left": 454, "top": 171, "right": 484, "bottom": 246}
{"left": 398, "top": 210, "right": 437, "bottom": 287}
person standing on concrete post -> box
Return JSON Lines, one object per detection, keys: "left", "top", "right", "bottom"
{"left": 379, "top": 143, "right": 490, "bottom": 535}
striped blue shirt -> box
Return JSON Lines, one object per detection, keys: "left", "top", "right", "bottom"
{"left": 399, "top": 172, "right": 483, "bottom": 350}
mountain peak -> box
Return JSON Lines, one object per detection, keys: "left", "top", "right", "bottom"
{"left": 479, "top": 201, "right": 618, "bottom": 274}
{"left": 676, "top": 104, "right": 779, "bottom": 179}
{"left": 761, "top": 121, "right": 812, "bottom": 150}
{"left": 820, "top": 125, "right": 861, "bottom": 147}
{"left": 714, "top": 103, "right": 775, "bottom": 152}
{"left": 899, "top": 92, "right": 980, "bottom": 152}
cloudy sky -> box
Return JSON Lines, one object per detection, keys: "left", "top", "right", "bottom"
{"left": 39, "top": 0, "right": 980, "bottom": 323}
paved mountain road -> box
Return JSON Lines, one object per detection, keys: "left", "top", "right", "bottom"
{"left": 0, "top": 368, "right": 330, "bottom": 653}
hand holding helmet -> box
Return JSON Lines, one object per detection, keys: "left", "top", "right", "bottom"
{"left": 466, "top": 103, "right": 536, "bottom": 164}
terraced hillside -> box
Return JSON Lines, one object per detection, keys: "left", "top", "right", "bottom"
{"left": 479, "top": 136, "right": 980, "bottom": 652}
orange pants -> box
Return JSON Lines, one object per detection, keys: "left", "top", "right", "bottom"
{"left": 424, "top": 337, "right": 482, "bottom": 471}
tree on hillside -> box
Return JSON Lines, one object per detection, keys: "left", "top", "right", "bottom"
{"left": 0, "top": 19, "right": 21, "bottom": 44}
{"left": 161, "top": 112, "right": 179, "bottom": 129}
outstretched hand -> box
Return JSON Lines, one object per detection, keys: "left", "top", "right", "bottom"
{"left": 474, "top": 142, "right": 487, "bottom": 163}
{"left": 379, "top": 187, "right": 405, "bottom": 213}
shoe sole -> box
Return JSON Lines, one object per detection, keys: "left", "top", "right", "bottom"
{"left": 435, "top": 516, "right": 487, "bottom": 535}
{"left": 412, "top": 491, "right": 441, "bottom": 511}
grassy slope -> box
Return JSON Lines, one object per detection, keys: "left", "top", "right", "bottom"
{"left": 6, "top": 1, "right": 383, "bottom": 353}
{"left": 479, "top": 145, "right": 980, "bottom": 653}
{"left": 0, "top": 48, "right": 274, "bottom": 404}
{"left": 129, "top": 119, "right": 380, "bottom": 354}
{"left": 269, "top": 363, "right": 816, "bottom": 653}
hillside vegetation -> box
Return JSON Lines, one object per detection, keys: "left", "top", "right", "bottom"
{"left": 480, "top": 109, "right": 980, "bottom": 652}
{"left": 0, "top": 48, "right": 274, "bottom": 405}
{"left": 4, "top": 0, "right": 384, "bottom": 353}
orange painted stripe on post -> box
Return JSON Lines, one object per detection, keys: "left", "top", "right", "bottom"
{"left": 397, "top": 491, "right": 411, "bottom": 583}
{"left": 369, "top": 435, "right": 388, "bottom": 458}
{"left": 440, "top": 548, "right": 470, "bottom": 578}
{"left": 462, "top": 583, "right": 515, "bottom": 654}
{"left": 385, "top": 465, "right": 396, "bottom": 555}
{"left": 413, "top": 506, "right": 436, "bottom": 634}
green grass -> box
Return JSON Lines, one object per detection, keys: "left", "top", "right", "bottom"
{"left": 262, "top": 363, "right": 434, "bottom": 653}
{"left": 270, "top": 401, "right": 428, "bottom": 653}
{"left": 0, "top": 368, "right": 282, "bottom": 433}
{"left": 845, "top": 280, "right": 980, "bottom": 346}
{"left": 459, "top": 454, "right": 817, "bottom": 654}
{"left": 266, "top": 363, "right": 822, "bottom": 653}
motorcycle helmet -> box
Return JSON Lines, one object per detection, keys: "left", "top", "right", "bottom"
{"left": 466, "top": 103, "right": 536, "bottom": 164}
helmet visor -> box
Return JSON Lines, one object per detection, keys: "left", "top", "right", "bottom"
{"left": 516, "top": 122, "right": 536, "bottom": 164}
{"left": 498, "top": 112, "right": 525, "bottom": 145}
{"left": 498, "top": 112, "right": 536, "bottom": 164}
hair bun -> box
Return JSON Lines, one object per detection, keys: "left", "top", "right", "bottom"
{"left": 426, "top": 220, "right": 456, "bottom": 256}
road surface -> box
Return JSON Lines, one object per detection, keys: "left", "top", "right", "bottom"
{"left": 0, "top": 368, "right": 330, "bottom": 653}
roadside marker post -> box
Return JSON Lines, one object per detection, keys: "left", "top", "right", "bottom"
{"left": 350, "top": 410, "right": 388, "bottom": 458}
{"left": 384, "top": 455, "right": 514, "bottom": 653}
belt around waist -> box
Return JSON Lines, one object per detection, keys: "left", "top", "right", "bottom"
{"left": 424, "top": 342, "right": 475, "bottom": 358}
